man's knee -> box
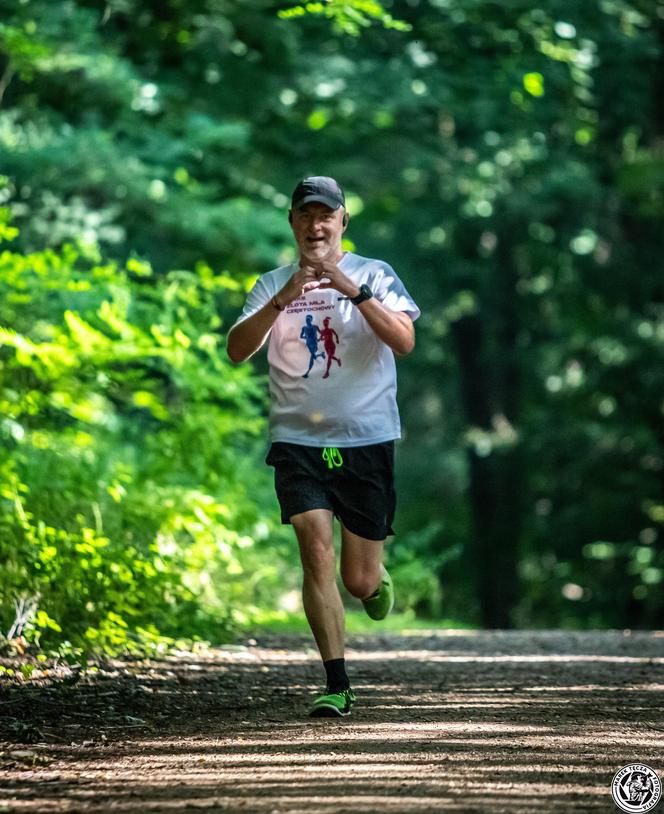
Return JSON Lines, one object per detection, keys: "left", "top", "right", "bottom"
{"left": 292, "top": 514, "right": 335, "bottom": 579}
{"left": 300, "top": 538, "right": 335, "bottom": 578}
{"left": 340, "top": 567, "right": 380, "bottom": 600}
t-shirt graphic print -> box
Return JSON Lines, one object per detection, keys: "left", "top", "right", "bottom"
{"left": 300, "top": 313, "right": 341, "bottom": 379}
{"left": 232, "top": 252, "right": 420, "bottom": 448}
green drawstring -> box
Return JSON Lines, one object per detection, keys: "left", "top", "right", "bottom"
{"left": 322, "top": 447, "right": 344, "bottom": 469}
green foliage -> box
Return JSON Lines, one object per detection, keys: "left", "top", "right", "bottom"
{"left": 387, "top": 522, "right": 453, "bottom": 617}
{"left": 0, "top": 0, "right": 662, "bottom": 636}
{"left": 0, "top": 214, "right": 297, "bottom": 655}
{"left": 278, "top": 1, "right": 412, "bottom": 36}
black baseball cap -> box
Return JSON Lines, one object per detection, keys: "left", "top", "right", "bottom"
{"left": 291, "top": 176, "right": 345, "bottom": 211}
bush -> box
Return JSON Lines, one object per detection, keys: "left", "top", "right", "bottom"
{"left": 0, "top": 209, "right": 297, "bottom": 656}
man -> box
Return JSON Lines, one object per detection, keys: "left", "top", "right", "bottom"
{"left": 227, "top": 176, "right": 420, "bottom": 718}
{"left": 319, "top": 316, "right": 341, "bottom": 379}
{"left": 299, "top": 314, "right": 324, "bottom": 378}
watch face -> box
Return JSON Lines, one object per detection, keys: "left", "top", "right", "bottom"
{"left": 352, "top": 284, "right": 373, "bottom": 304}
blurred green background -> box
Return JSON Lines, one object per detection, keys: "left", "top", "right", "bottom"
{"left": 1, "top": 0, "right": 662, "bottom": 658}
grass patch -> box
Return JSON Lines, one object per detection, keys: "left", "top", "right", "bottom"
{"left": 242, "top": 608, "right": 476, "bottom": 636}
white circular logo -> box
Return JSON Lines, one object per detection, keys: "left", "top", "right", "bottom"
{"left": 612, "top": 764, "right": 662, "bottom": 812}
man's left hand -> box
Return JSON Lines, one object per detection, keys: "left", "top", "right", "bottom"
{"left": 302, "top": 261, "right": 360, "bottom": 300}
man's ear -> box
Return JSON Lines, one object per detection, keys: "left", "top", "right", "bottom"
{"left": 342, "top": 211, "right": 349, "bottom": 228}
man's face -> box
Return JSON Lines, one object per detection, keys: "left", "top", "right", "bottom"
{"left": 290, "top": 202, "right": 346, "bottom": 263}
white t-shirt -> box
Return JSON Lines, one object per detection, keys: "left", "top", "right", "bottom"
{"left": 233, "top": 251, "right": 420, "bottom": 447}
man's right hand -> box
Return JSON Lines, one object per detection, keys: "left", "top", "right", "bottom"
{"left": 279, "top": 265, "right": 321, "bottom": 305}
{"left": 228, "top": 266, "right": 322, "bottom": 363}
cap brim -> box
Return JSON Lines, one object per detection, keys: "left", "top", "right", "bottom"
{"left": 294, "top": 194, "right": 343, "bottom": 210}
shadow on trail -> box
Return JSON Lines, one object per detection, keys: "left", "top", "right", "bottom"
{"left": 1, "top": 631, "right": 663, "bottom": 813}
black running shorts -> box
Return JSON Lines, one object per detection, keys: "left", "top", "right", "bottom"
{"left": 265, "top": 441, "right": 396, "bottom": 541}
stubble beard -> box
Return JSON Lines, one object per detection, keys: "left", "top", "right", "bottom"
{"left": 300, "top": 240, "right": 343, "bottom": 267}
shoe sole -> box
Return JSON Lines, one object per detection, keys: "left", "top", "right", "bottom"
{"left": 362, "top": 568, "right": 394, "bottom": 620}
{"left": 309, "top": 703, "right": 352, "bottom": 718}
{"left": 363, "top": 590, "right": 394, "bottom": 620}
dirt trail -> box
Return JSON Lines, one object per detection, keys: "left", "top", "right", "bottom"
{"left": 1, "top": 630, "right": 663, "bottom": 813}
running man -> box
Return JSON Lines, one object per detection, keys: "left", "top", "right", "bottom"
{"left": 227, "top": 176, "right": 419, "bottom": 718}
{"left": 319, "top": 316, "right": 341, "bottom": 379}
{"left": 300, "top": 314, "right": 325, "bottom": 378}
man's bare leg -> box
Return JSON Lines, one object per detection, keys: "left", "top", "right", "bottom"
{"left": 339, "top": 522, "right": 385, "bottom": 600}
{"left": 291, "top": 508, "right": 344, "bottom": 662}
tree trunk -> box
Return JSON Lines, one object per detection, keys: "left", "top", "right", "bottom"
{"left": 450, "top": 249, "right": 523, "bottom": 628}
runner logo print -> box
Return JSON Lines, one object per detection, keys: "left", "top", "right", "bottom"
{"left": 300, "top": 314, "right": 342, "bottom": 379}
{"left": 611, "top": 764, "right": 662, "bottom": 813}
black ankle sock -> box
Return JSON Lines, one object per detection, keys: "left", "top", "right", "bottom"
{"left": 323, "top": 658, "right": 350, "bottom": 693}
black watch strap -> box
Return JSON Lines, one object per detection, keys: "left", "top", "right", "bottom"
{"left": 350, "top": 284, "right": 373, "bottom": 305}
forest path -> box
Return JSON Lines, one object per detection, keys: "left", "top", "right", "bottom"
{"left": 1, "top": 630, "right": 663, "bottom": 813}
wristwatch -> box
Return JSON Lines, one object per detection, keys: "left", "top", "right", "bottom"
{"left": 350, "top": 284, "right": 373, "bottom": 305}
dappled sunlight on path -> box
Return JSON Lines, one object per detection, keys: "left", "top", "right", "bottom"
{"left": 1, "top": 631, "right": 663, "bottom": 812}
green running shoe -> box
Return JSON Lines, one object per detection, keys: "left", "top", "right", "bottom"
{"left": 361, "top": 565, "right": 394, "bottom": 620}
{"left": 309, "top": 687, "right": 357, "bottom": 717}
